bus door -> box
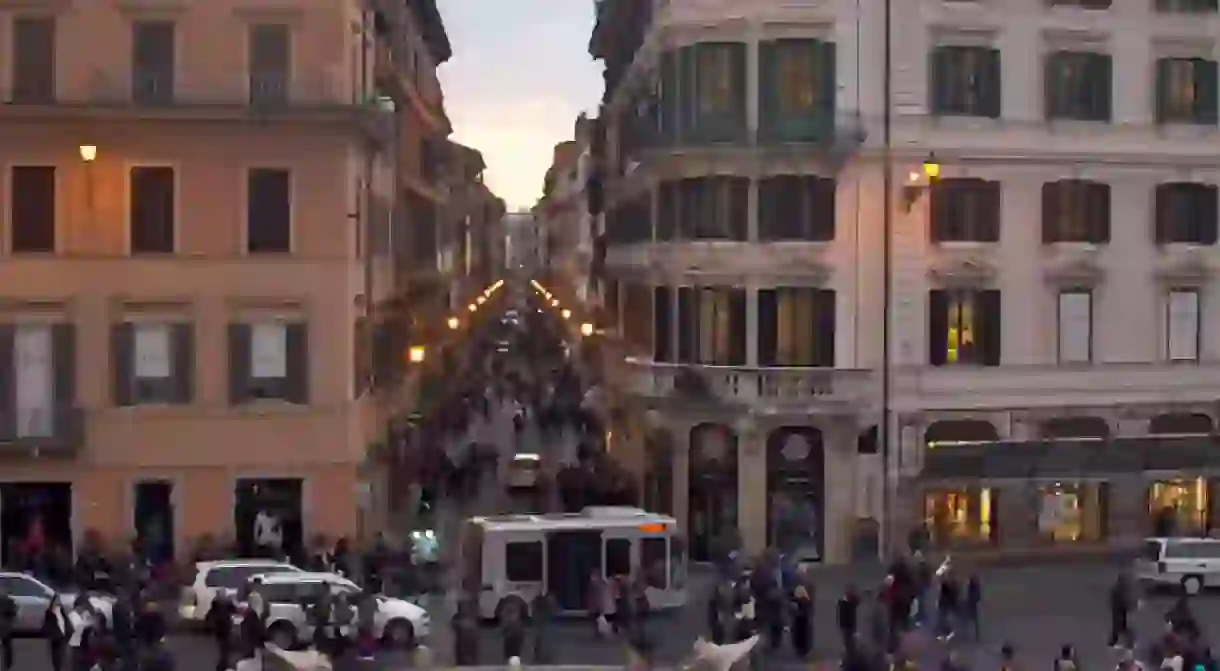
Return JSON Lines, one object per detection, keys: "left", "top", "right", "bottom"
{"left": 546, "top": 530, "right": 602, "bottom": 612}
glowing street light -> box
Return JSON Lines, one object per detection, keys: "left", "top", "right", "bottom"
{"left": 447, "top": 317, "right": 460, "bottom": 330}
{"left": 551, "top": 299, "right": 559, "bottom": 307}
{"left": 79, "top": 145, "right": 97, "bottom": 162}
{"left": 561, "top": 309, "right": 571, "bottom": 319}
{"left": 922, "top": 153, "right": 940, "bottom": 180}
{"left": 580, "top": 322, "right": 594, "bottom": 337}
{"left": 468, "top": 304, "right": 477, "bottom": 312}
{"left": 408, "top": 345, "right": 426, "bottom": 363}
{"left": 477, "top": 296, "right": 486, "bottom": 305}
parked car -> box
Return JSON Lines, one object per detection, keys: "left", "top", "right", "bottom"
{"left": 178, "top": 559, "right": 303, "bottom": 626}
{"left": 243, "top": 572, "right": 429, "bottom": 650}
{"left": 0, "top": 572, "right": 114, "bottom": 635}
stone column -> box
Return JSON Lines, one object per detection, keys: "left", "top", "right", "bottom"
{"left": 996, "top": 483, "right": 1036, "bottom": 550}
{"left": 823, "top": 420, "right": 856, "bottom": 564}
{"left": 738, "top": 429, "right": 767, "bottom": 555}
{"left": 1108, "top": 476, "right": 1148, "bottom": 544}
{"left": 745, "top": 289, "right": 758, "bottom": 367}
{"left": 672, "top": 425, "right": 691, "bottom": 539}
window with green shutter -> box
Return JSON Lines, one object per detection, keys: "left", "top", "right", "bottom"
{"left": 685, "top": 42, "right": 746, "bottom": 143}
{"left": 929, "top": 46, "right": 1001, "bottom": 118}
{"left": 659, "top": 50, "right": 680, "bottom": 143}
{"left": 1045, "top": 51, "right": 1111, "bottom": 122}
{"left": 1156, "top": 58, "right": 1219, "bottom": 125}
{"left": 759, "top": 39, "right": 837, "bottom": 142}
{"left": 1155, "top": 0, "right": 1218, "bottom": 12}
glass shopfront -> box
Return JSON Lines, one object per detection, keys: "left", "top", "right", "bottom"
{"left": 1037, "top": 483, "right": 1108, "bottom": 543}
{"left": 1149, "top": 478, "right": 1209, "bottom": 537}
{"left": 923, "top": 487, "right": 995, "bottom": 546}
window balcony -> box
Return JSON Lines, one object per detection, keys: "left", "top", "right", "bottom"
{"left": 0, "top": 405, "right": 85, "bottom": 456}
{"left": 618, "top": 358, "right": 874, "bottom": 412}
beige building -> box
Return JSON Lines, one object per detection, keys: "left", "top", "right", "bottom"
{"left": 0, "top": 0, "right": 453, "bottom": 562}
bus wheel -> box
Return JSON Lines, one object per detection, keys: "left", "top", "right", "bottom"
{"left": 495, "top": 596, "right": 529, "bottom": 622}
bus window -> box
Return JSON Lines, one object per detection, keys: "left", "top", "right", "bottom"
{"left": 506, "top": 541, "right": 543, "bottom": 582}
{"left": 606, "top": 538, "right": 631, "bottom": 579}
{"left": 641, "top": 537, "right": 667, "bottom": 589}
{"left": 670, "top": 537, "right": 687, "bottom": 589}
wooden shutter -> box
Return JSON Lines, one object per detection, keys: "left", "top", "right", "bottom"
{"left": 1154, "top": 183, "right": 1172, "bottom": 244}
{"left": 1155, "top": 58, "right": 1172, "bottom": 123}
{"left": 227, "top": 323, "right": 251, "bottom": 404}
{"left": 929, "top": 47, "right": 949, "bottom": 114}
{"left": 1041, "top": 182, "right": 1061, "bottom": 244}
{"left": 728, "top": 288, "right": 747, "bottom": 366}
{"left": 112, "top": 322, "right": 135, "bottom": 407}
{"left": 1089, "top": 183, "right": 1111, "bottom": 243}
{"left": 730, "top": 42, "right": 747, "bottom": 128}
{"left": 929, "top": 180, "right": 949, "bottom": 242}
{"left": 660, "top": 50, "right": 679, "bottom": 140}
{"left": 758, "top": 41, "right": 779, "bottom": 139}
{"left": 52, "top": 323, "right": 75, "bottom": 411}
{"left": 977, "top": 290, "right": 1003, "bottom": 366}
{"left": 928, "top": 290, "right": 949, "bottom": 366}
{"left": 656, "top": 182, "right": 675, "bottom": 241}
{"left": 984, "top": 48, "right": 1002, "bottom": 119}
{"left": 1201, "top": 185, "right": 1219, "bottom": 245}
{"left": 819, "top": 41, "right": 837, "bottom": 115}
{"left": 172, "top": 323, "right": 195, "bottom": 403}
{"left": 247, "top": 168, "right": 291, "bottom": 253}
{"left": 729, "top": 178, "right": 749, "bottom": 241}
{"left": 653, "top": 287, "right": 672, "bottom": 362}
{"left": 677, "top": 287, "right": 694, "bottom": 363}
{"left": 1196, "top": 59, "right": 1219, "bottom": 124}
{"left": 757, "top": 178, "right": 775, "bottom": 241}
{"left": 1044, "top": 53, "right": 1063, "bottom": 119}
{"left": 978, "top": 181, "right": 1001, "bottom": 242}
{"left": 285, "top": 322, "right": 309, "bottom": 405}
{"left": 678, "top": 46, "right": 697, "bottom": 140}
{"left": 757, "top": 289, "right": 778, "bottom": 367}
{"left": 10, "top": 166, "right": 56, "bottom": 253}
{"left": 1090, "top": 53, "right": 1113, "bottom": 121}
{"left": 815, "top": 289, "right": 836, "bottom": 367}
{"left": 812, "top": 177, "right": 837, "bottom": 241}
{"left": 12, "top": 17, "right": 55, "bottom": 102}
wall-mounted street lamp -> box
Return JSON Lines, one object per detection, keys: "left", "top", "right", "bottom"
{"left": 467, "top": 303, "right": 477, "bottom": 312}
{"left": 79, "top": 145, "right": 97, "bottom": 162}
{"left": 476, "top": 296, "right": 486, "bottom": 305}
{"left": 561, "top": 309, "right": 572, "bottom": 320}
{"left": 901, "top": 153, "right": 940, "bottom": 213}
{"left": 551, "top": 299, "right": 559, "bottom": 308}
{"left": 580, "top": 322, "right": 594, "bottom": 337}
{"left": 447, "top": 317, "right": 460, "bottom": 330}
{"left": 408, "top": 345, "right": 426, "bottom": 363}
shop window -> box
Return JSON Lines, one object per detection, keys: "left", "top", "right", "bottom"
{"left": 923, "top": 487, "right": 995, "bottom": 546}
{"left": 505, "top": 541, "right": 543, "bottom": 582}
{"left": 1037, "top": 483, "right": 1108, "bottom": 542}
{"left": 1150, "top": 479, "right": 1209, "bottom": 537}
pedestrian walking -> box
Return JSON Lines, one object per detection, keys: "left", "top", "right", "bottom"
{"left": 1109, "top": 573, "right": 1137, "bottom": 650}
{"left": 208, "top": 591, "right": 237, "bottom": 671}
{"left": 963, "top": 574, "right": 982, "bottom": 641}
{"left": 67, "top": 595, "right": 95, "bottom": 671}
{"left": 838, "top": 586, "right": 860, "bottom": 653}
{"left": 501, "top": 601, "right": 526, "bottom": 662}
{"left": 453, "top": 598, "right": 480, "bottom": 666}
{"left": 790, "top": 584, "right": 813, "bottom": 658}
{"left": 937, "top": 571, "right": 959, "bottom": 642}
{"left": 44, "top": 593, "right": 73, "bottom": 671}
{"left": 531, "top": 591, "right": 556, "bottom": 665}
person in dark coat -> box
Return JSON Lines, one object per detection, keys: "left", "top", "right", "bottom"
{"left": 43, "top": 594, "right": 73, "bottom": 671}
{"left": 453, "top": 598, "right": 480, "bottom": 666}
{"left": 790, "top": 584, "right": 814, "bottom": 658}
{"left": 238, "top": 592, "right": 267, "bottom": 663}
{"left": 501, "top": 601, "right": 526, "bottom": 662}
{"left": 0, "top": 585, "right": 15, "bottom": 671}
{"left": 708, "top": 582, "right": 734, "bottom": 645}
{"left": 133, "top": 600, "right": 167, "bottom": 649}
{"left": 531, "top": 592, "right": 556, "bottom": 664}
{"left": 108, "top": 590, "right": 134, "bottom": 671}
{"left": 838, "top": 586, "right": 860, "bottom": 654}
{"left": 207, "top": 591, "right": 237, "bottom": 671}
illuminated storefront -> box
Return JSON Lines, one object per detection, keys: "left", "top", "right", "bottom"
{"left": 1036, "top": 483, "right": 1107, "bottom": 542}
{"left": 923, "top": 486, "right": 995, "bottom": 546}
{"left": 1149, "top": 478, "right": 1209, "bottom": 536}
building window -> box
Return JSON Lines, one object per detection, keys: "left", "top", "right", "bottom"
{"left": 1150, "top": 478, "right": 1208, "bottom": 537}
{"left": 1155, "top": 0, "right": 1216, "bottom": 10}
{"left": 758, "top": 39, "right": 836, "bottom": 140}
{"left": 132, "top": 21, "right": 175, "bottom": 105}
{"left": 757, "top": 176, "right": 836, "bottom": 241}
{"left": 923, "top": 487, "right": 995, "bottom": 547}
{"left": 247, "top": 168, "right": 291, "bottom": 253}
{"left": 1156, "top": 58, "right": 1219, "bottom": 124}
{"left": 111, "top": 321, "right": 194, "bottom": 406}
{"left": 228, "top": 321, "right": 309, "bottom": 404}
{"left": 694, "top": 42, "right": 738, "bottom": 116}
{"left": 929, "top": 178, "right": 1001, "bottom": 243}
{"left": 1041, "top": 180, "right": 1110, "bottom": 244}
{"left": 1045, "top": 51, "right": 1112, "bottom": 122}
{"left": 676, "top": 42, "right": 746, "bottom": 141}
{"left": 249, "top": 23, "right": 291, "bottom": 106}
{"left": 653, "top": 286, "right": 672, "bottom": 362}
{"left": 675, "top": 177, "right": 748, "bottom": 241}
{"left": 929, "top": 46, "right": 1001, "bottom": 118}
{"left": 504, "top": 541, "right": 543, "bottom": 582}
{"left": 9, "top": 166, "right": 56, "bottom": 253}
{"left": 1057, "top": 290, "right": 1093, "bottom": 364}
{"left": 1038, "top": 483, "right": 1108, "bottom": 543}
{"left": 676, "top": 287, "right": 745, "bottom": 366}
{"left": 129, "top": 167, "right": 176, "bottom": 254}
{"left": 928, "top": 289, "right": 1001, "bottom": 366}
{"left": 1049, "top": 0, "right": 1112, "bottom": 7}
{"left": 1155, "top": 182, "right": 1219, "bottom": 245}
{"left": 757, "top": 288, "right": 835, "bottom": 367}
{"left": 11, "top": 17, "right": 56, "bottom": 104}
{"left": 1166, "top": 289, "right": 1201, "bottom": 362}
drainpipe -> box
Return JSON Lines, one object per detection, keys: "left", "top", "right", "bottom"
{"left": 881, "top": 0, "right": 895, "bottom": 559}
{"left": 359, "top": 5, "right": 376, "bottom": 543}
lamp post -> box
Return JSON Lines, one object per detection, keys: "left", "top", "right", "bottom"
{"left": 881, "top": 0, "right": 895, "bottom": 559}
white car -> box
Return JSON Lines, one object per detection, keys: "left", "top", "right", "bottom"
{"left": 247, "top": 572, "right": 430, "bottom": 649}
{"left": 0, "top": 572, "right": 113, "bottom": 634}
{"left": 178, "top": 559, "right": 303, "bottom": 625}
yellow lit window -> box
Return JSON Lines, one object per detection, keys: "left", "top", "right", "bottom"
{"left": 697, "top": 46, "right": 734, "bottom": 115}
{"left": 946, "top": 295, "right": 975, "bottom": 364}
{"left": 777, "top": 44, "right": 817, "bottom": 115}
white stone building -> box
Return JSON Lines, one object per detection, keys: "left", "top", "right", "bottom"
{"left": 587, "top": 0, "right": 1220, "bottom": 563}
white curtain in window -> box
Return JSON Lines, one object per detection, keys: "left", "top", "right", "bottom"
{"left": 134, "top": 323, "right": 172, "bottom": 379}
{"left": 1057, "top": 292, "right": 1092, "bottom": 363}
{"left": 1168, "top": 290, "right": 1200, "bottom": 361}
{"left": 251, "top": 322, "right": 288, "bottom": 378}
{"left": 14, "top": 324, "right": 52, "bottom": 437}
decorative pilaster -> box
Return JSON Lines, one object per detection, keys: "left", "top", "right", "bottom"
{"left": 736, "top": 416, "right": 766, "bottom": 555}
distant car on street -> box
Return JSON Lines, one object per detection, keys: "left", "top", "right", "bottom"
{"left": 0, "top": 572, "right": 114, "bottom": 635}
{"left": 178, "top": 559, "right": 303, "bottom": 626}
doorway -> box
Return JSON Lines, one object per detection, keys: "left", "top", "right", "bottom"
{"left": 133, "top": 481, "right": 175, "bottom": 565}
{"left": 0, "top": 482, "right": 72, "bottom": 569}
{"left": 234, "top": 479, "right": 303, "bottom": 559}
{"left": 545, "top": 530, "right": 601, "bottom": 612}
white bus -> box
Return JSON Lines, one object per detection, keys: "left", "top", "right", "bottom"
{"left": 461, "top": 507, "right": 686, "bottom": 619}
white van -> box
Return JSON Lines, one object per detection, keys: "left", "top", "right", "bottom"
{"left": 1135, "top": 537, "right": 1220, "bottom": 594}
